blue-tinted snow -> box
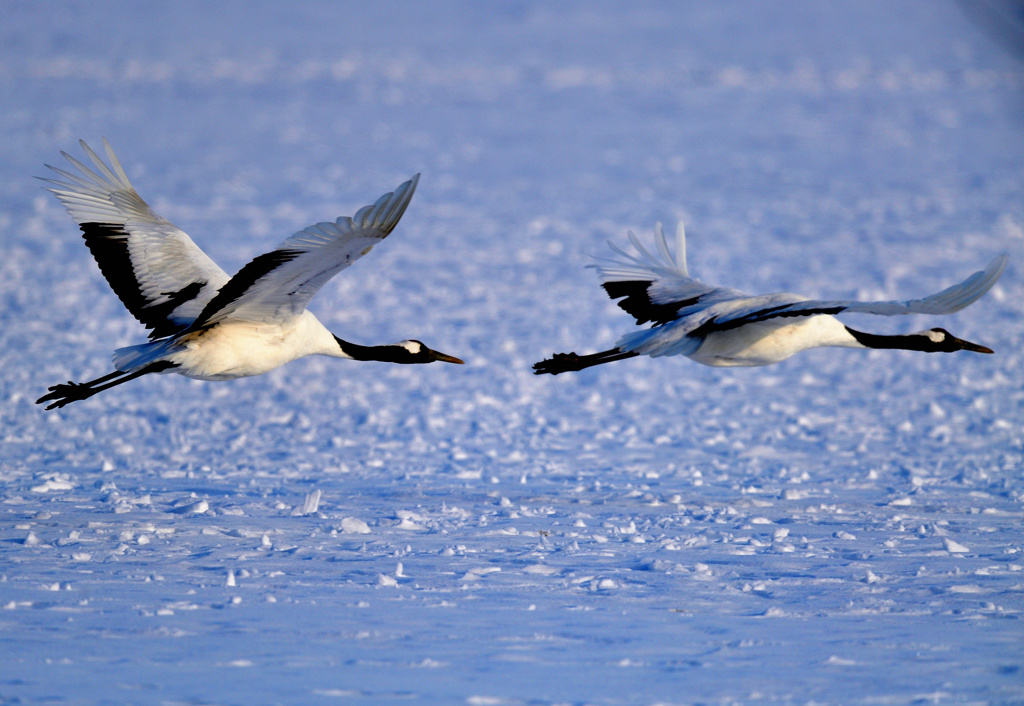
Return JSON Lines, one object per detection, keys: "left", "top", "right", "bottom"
{"left": 1, "top": 2, "right": 1022, "bottom": 704}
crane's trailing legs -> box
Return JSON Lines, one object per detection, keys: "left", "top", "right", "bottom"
{"left": 37, "top": 362, "right": 177, "bottom": 410}
{"left": 533, "top": 348, "right": 638, "bottom": 375}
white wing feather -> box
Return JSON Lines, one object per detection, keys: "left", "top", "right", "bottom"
{"left": 705, "top": 253, "right": 1009, "bottom": 327}
{"left": 192, "top": 175, "right": 420, "bottom": 328}
{"left": 42, "top": 139, "right": 229, "bottom": 334}
{"left": 591, "top": 221, "right": 747, "bottom": 308}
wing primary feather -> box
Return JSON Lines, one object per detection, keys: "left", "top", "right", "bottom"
{"left": 673, "top": 221, "right": 688, "bottom": 277}
{"left": 917, "top": 254, "right": 1008, "bottom": 313}
{"left": 627, "top": 229, "right": 656, "bottom": 264}
{"left": 375, "top": 173, "right": 419, "bottom": 233}
{"left": 79, "top": 139, "right": 126, "bottom": 188}
{"left": 604, "top": 234, "right": 652, "bottom": 271}
{"left": 654, "top": 222, "right": 673, "bottom": 272}
{"left": 101, "top": 137, "right": 133, "bottom": 187}
{"left": 374, "top": 190, "right": 396, "bottom": 223}
{"left": 379, "top": 180, "right": 411, "bottom": 225}
{"left": 40, "top": 167, "right": 102, "bottom": 192}
{"left": 59, "top": 151, "right": 111, "bottom": 189}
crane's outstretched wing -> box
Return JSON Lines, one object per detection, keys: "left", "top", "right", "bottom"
{"left": 694, "top": 253, "right": 1009, "bottom": 332}
{"left": 42, "top": 139, "right": 230, "bottom": 339}
{"left": 190, "top": 175, "right": 419, "bottom": 329}
{"left": 590, "top": 220, "right": 748, "bottom": 326}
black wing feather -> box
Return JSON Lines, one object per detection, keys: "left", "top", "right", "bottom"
{"left": 602, "top": 280, "right": 698, "bottom": 326}
{"left": 190, "top": 249, "right": 302, "bottom": 330}
{"left": 690, "top": 304, "right": 848, "bottom": 338}
{"left": 81, "top": 222, "right": 207, "bottom": 339}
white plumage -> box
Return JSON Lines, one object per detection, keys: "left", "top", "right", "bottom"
{"left": 535, "top": 221, "right": 1007, "bottom": 374}
{"left": 38, "top": 140, "right": 462, "bottom": 410}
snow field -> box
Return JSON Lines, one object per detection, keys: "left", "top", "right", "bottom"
{"left": 1, "top": 2, "right": 1022, "bottom": 703}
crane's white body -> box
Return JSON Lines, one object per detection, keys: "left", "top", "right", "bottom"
{"left": 38, "top": 140, "right": 460, "bottom": 409}
{"left": 683, "top": 315, "right": 855, "bottom": 367}
{"left": 113, "top": 311, "right": 341, "bottom": 380}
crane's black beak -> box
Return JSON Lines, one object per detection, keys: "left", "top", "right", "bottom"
{"left": 954, "top": 336, "right": 994, "bottom": 354}
{"left": 428, "top": 349, "right": 465, "bottom": 364}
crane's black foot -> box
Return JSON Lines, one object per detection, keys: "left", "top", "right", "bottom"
{"left": 533, "top": 352, "right": 581, "bottom": 375}
{"left": 36, "top": 381, "right": 95, "bottom": 410}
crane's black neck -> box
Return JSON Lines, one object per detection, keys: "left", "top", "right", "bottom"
{"left": 846, "top": 326, "right": 944, "bottom": 351}
{"left": 845, "top": 326, "right": 962, "bottom": 352}
{"left": 334, "top": 336, "right": 415, "bottom": 363}
{"left": 334, "top": 335, "right": 453, "bottom": 364}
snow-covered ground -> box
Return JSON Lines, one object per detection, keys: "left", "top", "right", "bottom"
{"left": 1, "top": 2, "right": 1022, "bottom": 703}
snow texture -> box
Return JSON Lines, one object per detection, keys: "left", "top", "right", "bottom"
{"left": 1, "top": 2, "right": 1022, "bottom": 704}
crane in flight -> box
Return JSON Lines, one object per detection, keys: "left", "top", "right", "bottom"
{"left": 37, "top": 140, "right": 462, "bottom": 410}
{"left": 535, "top": 221, "right": 1006, "bottom": 375}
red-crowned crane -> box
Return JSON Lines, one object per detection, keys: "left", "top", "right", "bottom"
{"left": 38, "top": 140, "right": 462, "bottom": 410}
{"left": 535, "top": 221, "right": 1006, "bottom": 375}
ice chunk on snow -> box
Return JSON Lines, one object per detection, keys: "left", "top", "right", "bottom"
{"left": 522, "top": 564, "right": 559, "bottom": 575}
{"left": 461, "top": 567, "right": 501, "bottom": 581}
{"left": 31, "top": 476, "right": 75, "bottom": 493}
{"left": 341, "top": 517, "right": 371, "bottom": 534}
{"left": 943, "top": 538, "right": 970, "bottom": 554}
{"left": 292, "top": 489, "right": 321, "bottom": 516}
{"left": 826, "top": 656, "right": 857, "bottom": 666}
{"left": 170, "top": 499, "right": 209, "bottom": 515}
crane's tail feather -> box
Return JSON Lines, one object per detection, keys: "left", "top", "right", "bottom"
{"left": 112, "top": 339, "right": 180, "bottom": 373}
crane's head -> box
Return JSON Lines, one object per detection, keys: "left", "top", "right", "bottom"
{"left": 394, "top": 340, "right": 465, "bottom": 365}
{"left": 914, "top": 328, "right": 993, "bottom": 354}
